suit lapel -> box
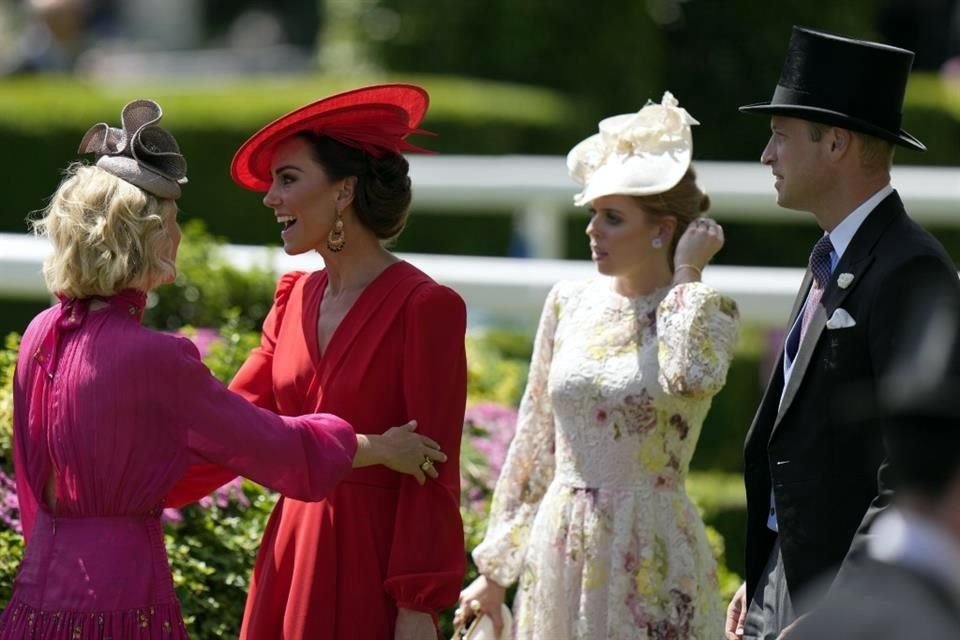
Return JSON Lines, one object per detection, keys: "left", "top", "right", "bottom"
{"left": 744, "top": 272, "right": 808, "bottom": 450}
{"left": 776, "top": 301, "right": 826, "bottom": 425}
{"left": 770, "top": 192, "right": 904, "bottom": 436}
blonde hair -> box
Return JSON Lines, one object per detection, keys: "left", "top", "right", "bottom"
{"left": 32, "top": 164, "right": 176, "bottom": 298}
{"left": 632, "top": 166, "right": 710, "bottom": 262}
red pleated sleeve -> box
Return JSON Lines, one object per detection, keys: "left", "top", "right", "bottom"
{"left": 383, "top": 284, "right": 468, "bottom": 613}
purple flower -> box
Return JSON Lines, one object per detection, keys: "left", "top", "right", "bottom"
{"left": 464, "top": 403, "right": 518, "bottom": 479}
{"left": 161, "top": 508, "right": 183, "bottom": 525}
{"left": 0, "top": 468, "right": 22, "bottom": 534}
{"left": 198, "top": 477, "right": 249, "bottom": 510}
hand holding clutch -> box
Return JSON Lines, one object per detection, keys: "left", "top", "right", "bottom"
{"left": 451, "top": 602, "right": 513, "bottom": 640}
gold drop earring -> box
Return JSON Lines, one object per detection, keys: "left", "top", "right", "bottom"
{"left": 327, "top": 209, "right": 346, "bottom": 252}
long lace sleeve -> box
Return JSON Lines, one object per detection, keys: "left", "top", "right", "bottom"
{"left": 656, "top": 282, "right": 740, "bottom": 398}
{"left": 472, "top": 284, "right": 561, "bottom": 587}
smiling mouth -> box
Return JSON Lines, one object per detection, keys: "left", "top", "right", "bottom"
{"left": 278, "top": 215, "right": 297, "bottom": 231}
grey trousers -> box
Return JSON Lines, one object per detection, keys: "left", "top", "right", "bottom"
{"left": 743, "top": 538, "right": 797, "bottom": 640}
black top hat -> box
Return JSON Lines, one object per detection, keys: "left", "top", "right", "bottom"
{"left": 740, "top": 26, "right": 925, "bottom": 151}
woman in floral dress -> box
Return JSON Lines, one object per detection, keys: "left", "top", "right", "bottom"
{"left": 458, "top": 93, "right": 741, "bottom": 639}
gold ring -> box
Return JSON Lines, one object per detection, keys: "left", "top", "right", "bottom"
{"left": 420, "top": 458, "right": 434, "bottom": 472}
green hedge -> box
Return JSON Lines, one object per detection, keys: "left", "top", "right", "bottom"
{"left": 0, "top": 74, "right": 575, "bottom": 249}
{"left": 2, "top": 69, "right": 958, "bottom": 262}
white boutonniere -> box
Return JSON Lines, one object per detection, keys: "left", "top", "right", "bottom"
{"left": 837, "top": 273, "right": 855, "bottom": 289}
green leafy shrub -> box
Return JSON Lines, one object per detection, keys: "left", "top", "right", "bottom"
{"left": 466, "top": 330, "right": 529, "bottom": 406}
{"left": 164, "top": 481, "right": 276, "bottom": 639}
{"left": 687, "top": 471, "right": 749, "bottom": 599}
{"left": 0, "top": 334, "right": 18, "bottom": 465}
{"left": 0, "top": 529, "right": 23, "bottom": 606}
{"left": 145, "top": 220, "right": 277, "bottom": 332}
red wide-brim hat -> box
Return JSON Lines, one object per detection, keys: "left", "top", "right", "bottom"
{"left": 231, "top": 83, "right": 433, "bottom": 192}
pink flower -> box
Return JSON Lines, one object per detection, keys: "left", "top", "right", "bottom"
{"left": 198, "top": 477, "right": 249, "bottom": 510}
{"left": 464, "top": 403, "right": 518, "bottom": 480}
{"left": 161, "top": 508, "right": 183, "bottom": 525}
{"left": 172, "top": 327, "right": 221, "bottom": 358}
{"left": 0, "top": 468, "right": 22, "bottom": 534}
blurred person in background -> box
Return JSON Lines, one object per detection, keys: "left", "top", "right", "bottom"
{"left": 179, "top": 84, "right": 469, "bottom": 640}
{"left": 727, "top": 26, "right": 960, "bottom": 640}
{"left": 0, "top": 99, "right": 444, "bottom": 639}
{"left": 458, "top": 92, "right": 741, "bottom": 639}
{"left": 0, "top": 0, "right": 103, "bottom": 75}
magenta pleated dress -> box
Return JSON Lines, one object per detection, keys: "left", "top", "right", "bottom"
{"left": 0, "top": 290, "right": 358, "bottom": 639}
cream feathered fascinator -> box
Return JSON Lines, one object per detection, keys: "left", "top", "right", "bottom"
{"left": 78, "top": 99, "right": 188, "bottom": 200}
{"left": 566, "top": 91, "right": 698, "bottom": 206}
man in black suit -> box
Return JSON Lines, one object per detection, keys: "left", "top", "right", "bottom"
{"left": 790, "top": 292, "right": 960, "bottom": 639}
{"left": 724, "top": 26, "right": 960, "bottom": 640}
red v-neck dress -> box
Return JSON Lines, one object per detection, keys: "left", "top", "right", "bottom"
{"left": 232, "top": 262, "right": 468, "bottom": 639}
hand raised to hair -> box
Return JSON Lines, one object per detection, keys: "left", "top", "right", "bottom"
{"left": 674, "top": 217, "right": 725, "bottom": 281}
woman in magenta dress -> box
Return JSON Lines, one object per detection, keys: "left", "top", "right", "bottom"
{"left": 224, "top": 84, "right": 468, "bottom": 639}
{"left": 0, "top": 99, "right": 445, "bottom": 640}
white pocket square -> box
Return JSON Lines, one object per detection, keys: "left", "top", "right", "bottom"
{"left": 826, "top": 308, "right": 856, "bottom": 329}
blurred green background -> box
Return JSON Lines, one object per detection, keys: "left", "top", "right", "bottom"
{"left": 1, "top": 0, "right": 959, "bottom": 635}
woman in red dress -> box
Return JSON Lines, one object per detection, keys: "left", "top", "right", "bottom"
{"left": 229, "top": 84, "right": 467, "bottom": 639}
{"left": 0, "top": 98, "right": 449, "bottom": 640}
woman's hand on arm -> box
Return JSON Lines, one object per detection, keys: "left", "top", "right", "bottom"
{"left": 352, "top": 420, "right": 447, "bottom": 484}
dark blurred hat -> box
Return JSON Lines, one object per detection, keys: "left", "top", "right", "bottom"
{"left": 78, "top": 99, "right": 188, "bottom": 200}
{"left": 740, "top": 26, "right": 925, "bottom": 152}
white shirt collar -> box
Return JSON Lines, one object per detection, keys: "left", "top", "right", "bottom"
{"left": 824, "top": 183, "right": 894, "bottom": 265}
{"left": 869, "top": 507, "right": 960, "bottom": 606}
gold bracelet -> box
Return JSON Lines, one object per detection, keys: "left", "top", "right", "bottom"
{"left": 675, "top": 263, "right": 703, "bottom": 277}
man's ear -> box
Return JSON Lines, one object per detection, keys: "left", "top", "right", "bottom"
{"left": 828, "top": 128, "right": 852, "bottom": 156}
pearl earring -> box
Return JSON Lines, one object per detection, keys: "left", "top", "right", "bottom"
{"left": 651, "top": 237, "right": 663, "bottom": 249}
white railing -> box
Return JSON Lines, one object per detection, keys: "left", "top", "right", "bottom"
{"left": 3, "top": 158, "right": 959, "bottom": 326}
{"left": 0, "top": 231, "right": 804, "bottom": 327}
{"left": 407, "top": 157, "right": 960, "bottom": 258}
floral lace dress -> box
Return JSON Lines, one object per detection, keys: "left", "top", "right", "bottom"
{"left": 473, "top": 278, "right": 740, "bottom": 639}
